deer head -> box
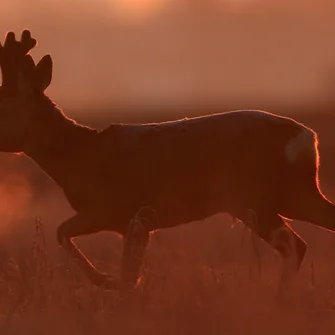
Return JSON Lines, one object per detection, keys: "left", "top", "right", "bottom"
{"left": 0, "top": 30, "right": 53, "bottom": 152}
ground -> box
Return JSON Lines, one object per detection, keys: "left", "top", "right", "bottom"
{"left": 1, "top": 110, "right": 335, "bottom": 334}
{"left": 1, "top": 200, "right": 335, "bottom": 335}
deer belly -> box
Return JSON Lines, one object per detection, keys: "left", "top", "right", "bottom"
{"left": 149, "top": 173, "right": 230, "bottom": 228}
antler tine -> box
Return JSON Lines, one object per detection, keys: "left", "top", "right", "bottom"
{"left": 20, "top": 30, "right": 37, "bottom": 55}
{"left": 1, "top": 30, "right": 37, "bottom": 59}
{"left": 3, "top": 31, "right": 16, "bottom": 50}
{"left": 0, "top": 29, "right": 37, "bottom": 90}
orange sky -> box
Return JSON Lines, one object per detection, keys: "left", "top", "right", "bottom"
{"left": 1, "top": 0, "right": 335, "bottom": 111}
{"left": 108, "top": 0, "right": 170, "bottom": 21}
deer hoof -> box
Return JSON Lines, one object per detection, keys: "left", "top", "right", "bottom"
{"left": 91, "top": 272, "right": 120, "bottom": 290}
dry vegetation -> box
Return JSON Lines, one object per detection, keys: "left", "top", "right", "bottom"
{"left": 1, "top": 207, "right": 335, "bottom": 335}
{"left": 0, "top": 111, "right": 335, "bottom": 334}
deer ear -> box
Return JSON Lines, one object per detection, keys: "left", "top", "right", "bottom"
{"left": 35, "top": 54, "right": 52, "bottom": 91}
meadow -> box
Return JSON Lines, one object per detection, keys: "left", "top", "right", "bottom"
{"left": 1, "top": 107, "right": 335, "bottom": 335}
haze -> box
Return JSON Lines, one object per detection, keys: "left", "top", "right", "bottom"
{"left": 2, "top": 2, "right": 335, "bottom": 334}
{"left": 1, "top": 0, "right": 335, "bottom": 113}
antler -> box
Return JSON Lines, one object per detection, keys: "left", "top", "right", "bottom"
{"left": 0, "top": 30, "right": 37, "bottom": 90}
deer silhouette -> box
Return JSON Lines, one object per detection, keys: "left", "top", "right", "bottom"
{"left": 1, "top": 30, "right": 335, "bottom": 294}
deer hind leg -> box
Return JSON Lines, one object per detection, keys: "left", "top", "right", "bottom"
{"left": 57, "top": 213, "right": 120, "bottom": 290}
{"left": 281, "top": 124, "right": 335, "bottom": 230}
{"left": 241, "top": 210, "right": 306, "bottom": 294}
{"left": 280, "top": 186, "right": 335, "bottom": 233}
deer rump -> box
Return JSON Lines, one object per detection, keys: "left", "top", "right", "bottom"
{"left": 92, "top": 110, "right": 317, "bottom": 227}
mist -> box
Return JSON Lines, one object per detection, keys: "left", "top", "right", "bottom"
{"left": 2, "top": 2, "right": 335, "bottom": 334}
{"left": 1, "top": 0, "right": 335, "bottom": 114}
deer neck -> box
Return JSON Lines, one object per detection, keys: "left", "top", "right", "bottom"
{"left": 23, "top": 97, "right": 98, "bottom": 188}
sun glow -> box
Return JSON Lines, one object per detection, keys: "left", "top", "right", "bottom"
{"left": 109, "top": 0, "right": 169, "bottom": 23}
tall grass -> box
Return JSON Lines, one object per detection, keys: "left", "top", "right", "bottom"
{"left": 1, "top": 212, "right": 335, "bottom": 335}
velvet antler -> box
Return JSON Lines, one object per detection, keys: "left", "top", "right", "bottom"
{"left": 0, "top": 30, "right": 37, "bottom": 91}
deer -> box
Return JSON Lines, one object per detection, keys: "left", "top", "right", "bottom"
{"left": 1, "top": 30, "right": 335, "bottom": 297}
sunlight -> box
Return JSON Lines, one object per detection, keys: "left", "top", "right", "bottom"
{"left": 109, "top": 0, "right": 169, "bottom": 23}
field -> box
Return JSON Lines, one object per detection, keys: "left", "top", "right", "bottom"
{"left": 0, "top": 108, "right": 335, "bottom": 334}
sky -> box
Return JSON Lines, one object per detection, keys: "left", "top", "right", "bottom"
{"left": 1, "top": 0, "right": 335, "bottom": 112}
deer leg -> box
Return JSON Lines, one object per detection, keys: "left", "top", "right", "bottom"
{"left": 121, "top": 220, "right": 150, "bottom": 288}
{"left": 57, "top": 213, "right": 119, "bottom": 290}
{"left": 241, "top": 210, "right": 306, "bottom": 295}
{"left": 280, "top": 187, "right": 335, "bottom": 233}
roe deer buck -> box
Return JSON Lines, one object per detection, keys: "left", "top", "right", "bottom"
{"left": 1, "top": 30, "right": 335, "bottom": 294}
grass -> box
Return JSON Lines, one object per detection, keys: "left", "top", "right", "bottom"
{"left": 1, "top": 209, "right": 335, "bottom": 335}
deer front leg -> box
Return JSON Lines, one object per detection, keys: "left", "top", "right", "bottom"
{"left": 122, "top": 220, "right": 150, "bottom": 288}
{"left": 56, "top": 213, "right": 119, "bottom": 290}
